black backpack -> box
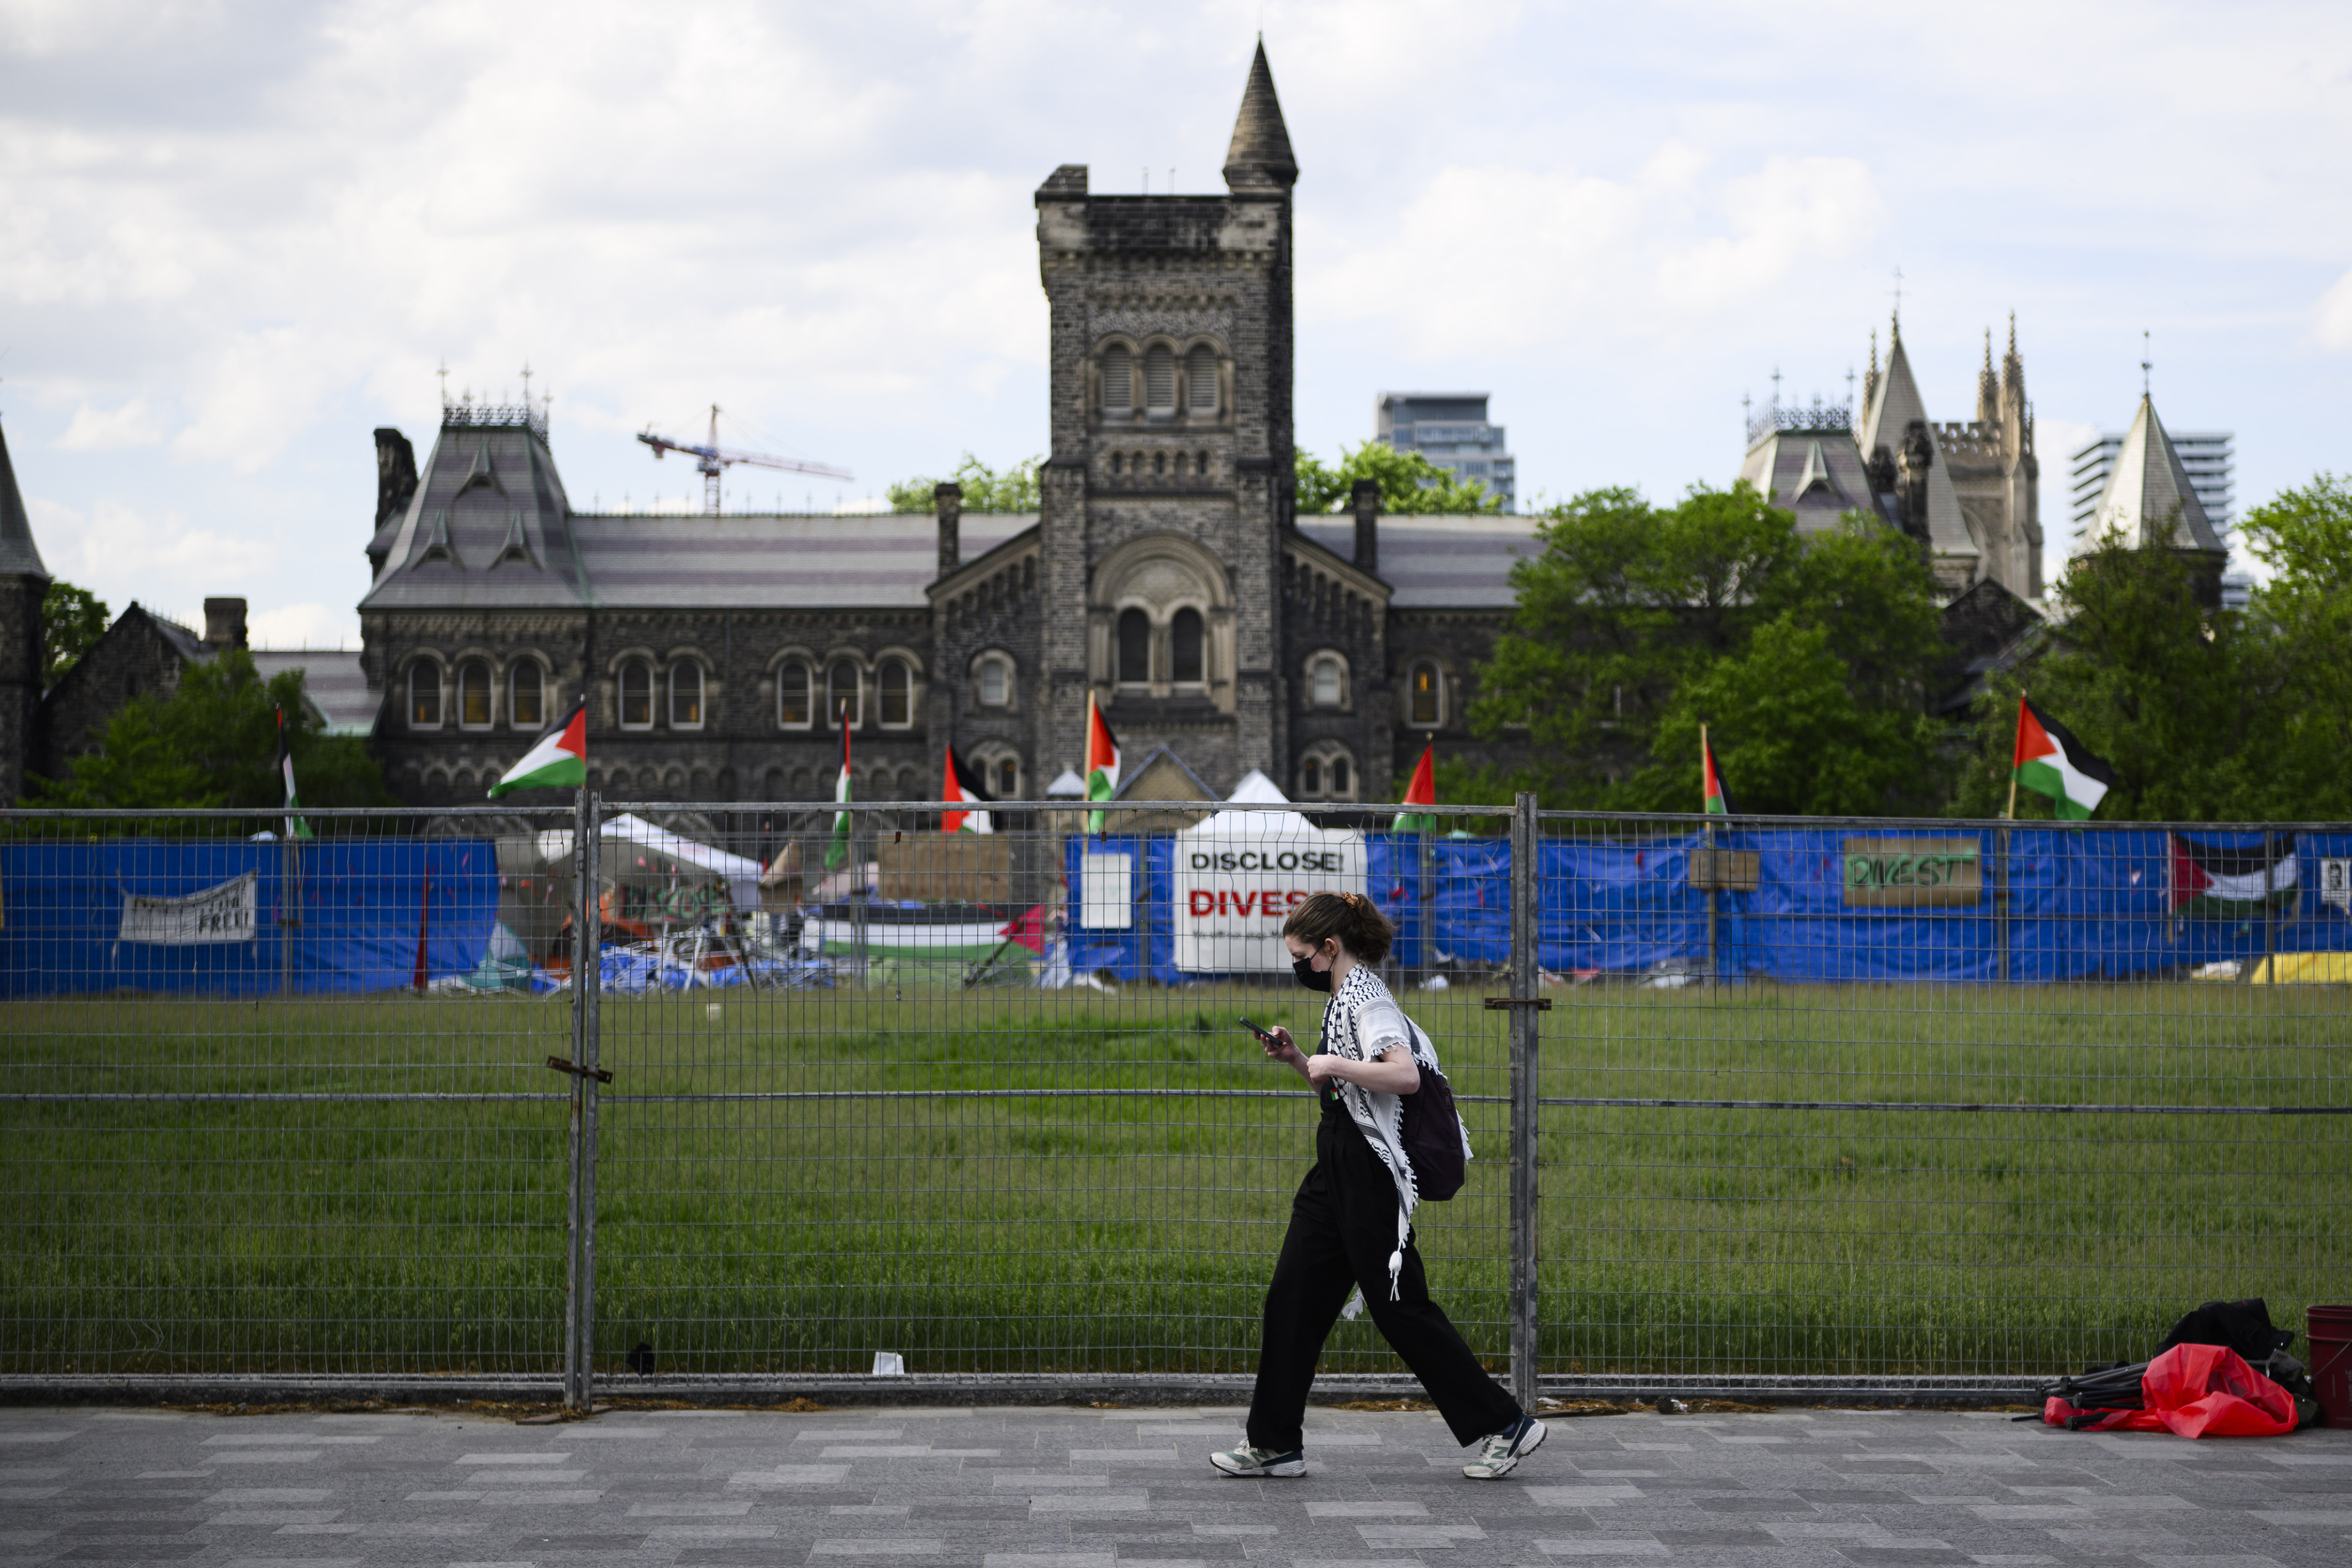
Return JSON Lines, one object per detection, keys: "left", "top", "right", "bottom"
{"left": 1399, "top": 1023, "right": 1467, "bottom": 1201}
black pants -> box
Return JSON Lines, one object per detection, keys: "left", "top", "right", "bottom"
{"left": 1245, "top": 1112, "right": 1522, "bottom": 1451}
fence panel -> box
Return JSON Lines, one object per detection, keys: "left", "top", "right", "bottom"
{"left": 1533, "top": 810, "right": 2352, "bottom": 1389}
{"left": 0, "top": 807, "right": 575, "bottom": 1383}
{"left": 585, "top": 799, "right": 1514, "bottom": 1384}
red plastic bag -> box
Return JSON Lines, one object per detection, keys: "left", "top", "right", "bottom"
{"left": 2044, "top": 1343, "right": 2297, "bottom": 1438}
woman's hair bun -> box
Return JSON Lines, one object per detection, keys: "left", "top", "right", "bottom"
{"left": 1283, "top": 889, "right": 1395, "bottom": 964}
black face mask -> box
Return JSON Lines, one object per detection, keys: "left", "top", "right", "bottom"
{"left": 1292, "top": 955, "right": 1333, "bottom": 992}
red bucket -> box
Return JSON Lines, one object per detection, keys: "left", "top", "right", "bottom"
{"left": 2309, "top": 1306, "right": 2352, "bottom": 1427}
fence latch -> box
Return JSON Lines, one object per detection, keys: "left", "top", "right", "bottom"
{"left": 545, "top": 1055, "right": 614, "bottom": 1084}
{"left": 1483, "top": 997, "right": 1553, "bottom": 1011}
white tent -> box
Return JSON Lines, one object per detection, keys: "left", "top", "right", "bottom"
{"left": 534, "top": 814, "right": 765, "bottom": 910}
{"left": 1184, "top": 768, "right": 1318, "bottom": 837}
{"left": 1172, "top": 770, "right": 1365, "bottom": 973}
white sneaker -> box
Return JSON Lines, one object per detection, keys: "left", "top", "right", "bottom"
{"left": 1210, "top": 1443, "right": 1305, "bottom": 1477}
{"left": 1462, "top": 1415, "right": 1545, "bottom": 1479}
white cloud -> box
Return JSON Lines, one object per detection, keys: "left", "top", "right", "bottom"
{"left": 2316, "top": 266, "right": 2352, "bottom": 350}
{"left": 54, "top": 395, "right": 166, "bottom": 451}
{"left": 31, "top": 492, "right": 275, "bottom": 612}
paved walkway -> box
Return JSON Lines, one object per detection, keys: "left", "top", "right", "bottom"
{"left": 6, "top": 1400, "right": 2351, "bottom": 1567}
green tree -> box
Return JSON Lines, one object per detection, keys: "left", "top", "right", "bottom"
{"left": 1296, "top": 441, "right": 1504, "bottom": 516}
{"left": 1464, "top": 483, "right": 1948, "bottom": 815}
{"left": 42, "top": 580, "right": 109, "bottom": 686}
{"left": 1953, "top": 485, "right": 2351, "bottom": 822}
{"left": 27, "top": 649, "right": 395, "bottom": 824}
{"left": 888, "top": 453, "right": 1043, "bottom": 512}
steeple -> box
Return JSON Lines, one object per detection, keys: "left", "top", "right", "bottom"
{"left": 1976, "top": 329, "right": 1998, "bottom": 424}
{"left": 2085, "top": 393, "right": 2226, "bottom": 557}
{"left": 1223, "top": 39, "right": 1298, "bottom": 190}
{"left": 1863, "top": 329, "right": 1879, "bottom": 410}
{"left": 0, "top": 418, "right": 49, "bottom": 580}
{"left": 2001, "top": 311, "right": 2025, "bottom": 410}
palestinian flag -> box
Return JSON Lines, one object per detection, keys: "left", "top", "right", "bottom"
{"left": 1702, "top": 726, "right": 1736, "bottom": 815}
{"left": 2170, "top": 834, "right": 2300, "bottom": 918}
{"left": 1396, "top": 741, "right": 1438, "bottom": 832}
{"left": 1084, "top": 692, "right": 1120, "bottom": 835}
{"left": 942, "top": 744, "right": 994, "bottom": 834}
{"left": 2012, "top": 697, "right": 2115, "bottom": 821}
{"left": 275, "top": 706, "right": 314, "bottom": 839}
{"left": 488, "top": 700, "right": 587, "bottom": 797}
{"left": 826, "top": 705, "right": 854, "bottom": 872}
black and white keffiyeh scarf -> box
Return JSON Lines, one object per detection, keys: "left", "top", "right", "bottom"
{"left": 1320, "top": 964, "right": 1450, "bottom": 1300}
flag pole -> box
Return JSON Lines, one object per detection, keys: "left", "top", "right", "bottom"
{"left": 2004, "top": 693, "right": 2024, "bottom": 821}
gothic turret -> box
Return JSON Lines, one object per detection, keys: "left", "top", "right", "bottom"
{"left": 1976, "top": 330, "right": 1999, "bottom": 424}
{"left": 1223, "top": 40, "right": 1298, "bottom": 190}
{"left": 0, "top": 418, "right": 52, "bottom": 805}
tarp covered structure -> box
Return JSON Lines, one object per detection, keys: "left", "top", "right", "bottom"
{"left": 0, "top": 838, "right": 497, "bottom": 998}
{"left": 1064, "top": 827, "right": 2352, "bottom": 984}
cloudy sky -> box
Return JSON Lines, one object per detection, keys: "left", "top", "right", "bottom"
{"left": 4, "top": 0, "right": 2349, "bottom": 647}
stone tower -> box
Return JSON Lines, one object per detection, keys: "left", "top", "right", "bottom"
{"left": 0, "top": 418, "right": 51, "bottom": 807}
{"left": 1030, "top": 40, "right": 1299, "bottom": 791}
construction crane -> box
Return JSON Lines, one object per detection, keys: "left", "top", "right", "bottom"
{"left": 637, "top": 404, "right": 852, "bottom": 514}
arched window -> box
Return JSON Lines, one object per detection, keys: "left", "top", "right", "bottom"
{"left": 670, "top": 662, "right": 703, "bottom": 729}
{"left": 510, "top": 661, "right": 544, "bottom": 730}
{"left": 1186, "top": 346, "right": 1218, "bottom": 414}
{"left": 1170, "top": 608, "right": 1204, "bottom": 685}
{"left": 1143, "top": 345, "right": 1176, "bottom": 414}
{"left": 1407, "top": 660, "right": 1443, "bottom": 726}
{"left": 1309, "top": 653, "right": 1345, "bottom": 707}
{"left": 828, "top": 659, "right": 861, "bottom": 728}
{"left": 408, "top": 663, "right": 442, "bottom": 728}
{"left": 877, "top": 659, "right": 913, "bottom": 728}
{"left": 995, "top": 757, "right": 1020, "bottom": 798}
{"left": 1101, "top": 345, "right": 1133, "bottom": 413}
{"left": 1298, "top": 746, "right": 1358, "bottom": 801}
{"left": 1116, "top": 608, "right": 1151, "bottom": 685}
{"left": 777, "top": 661, "right": 813, "bottom": 728}
{"left": 976, "top": 654, "right": 1011, "bottom": 708}
{"left": 619, "top": 660, "right": 654, "bottom": 729}
{"left": 455, "top": 660, "right": 492, "bottom": 728}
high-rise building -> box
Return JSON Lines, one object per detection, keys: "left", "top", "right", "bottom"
{"left": 1375, "top": 393, "right": 1515, "bottom": 511}
{"left": 2071, "top": 429, "right": 2232, "bottom": 542}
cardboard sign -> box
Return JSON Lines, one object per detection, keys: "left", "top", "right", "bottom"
{"left": 1173, "top": 832, "right": 1366, "bottom": 972}
{"left": 120, "top": 872, "right": 259, "bottom": 944}
{"left": 1841, "top": 838, "right": 1982, "bottom": 908}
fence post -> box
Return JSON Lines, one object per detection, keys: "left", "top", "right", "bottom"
{"left": 1507, "top": 791, "right": 1542, "bottom": 1410}
{"left": 564, "top": 789, "right": 589, "bottom": 1409}
{"left": 577, "top": 796, "right": 603, "bottom": 1409}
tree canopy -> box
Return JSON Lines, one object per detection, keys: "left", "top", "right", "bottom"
{"left": 42, "top": 580, "right": 109, "bottom": 686}
{"left": 888, "top": 453, "right": 1043, "bottom": 513}
{"left": 1952, "top": 481, "right": 2352, "bottom": 822}
{"left": 1296, "top": 441, "right": 1502, "bottom": 516}
{"left": 1460, "top": 484, "right": 1948, "bottom": 815}
{"left": 27, "top": 648, "right": 394, "bottom": 822}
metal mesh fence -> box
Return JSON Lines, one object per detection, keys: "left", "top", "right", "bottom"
{"left": 1, "top": 797, "right": 2346, "bottom": 1403}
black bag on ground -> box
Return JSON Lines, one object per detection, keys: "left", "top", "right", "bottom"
{"left": 2158, "top": 1297, "right": 2295, "bottom": 1363}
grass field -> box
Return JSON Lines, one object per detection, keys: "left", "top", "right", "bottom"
{"left": 2, "top": 979, "right": 2346, "bottom": 1382}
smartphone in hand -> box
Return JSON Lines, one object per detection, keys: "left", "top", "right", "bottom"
{"left": 1238, "top": 1016, "right": 1281, "bottom": 1046}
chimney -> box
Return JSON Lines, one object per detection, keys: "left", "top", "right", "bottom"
{"left": 1350, "top": 479, "right": 1381, "bottom": 574}
{"left": 373, "top": 427, "right": 419, "bottom": 528}
{"left": 934, "top": 482, "right": 962, "bottom": 577}
{"left": 203, "top": 597, "right": 248, "bottom": 652}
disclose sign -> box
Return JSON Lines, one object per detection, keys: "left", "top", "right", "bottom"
{"left": 1172, "top": 832, "right": 1365, "bottom": 973}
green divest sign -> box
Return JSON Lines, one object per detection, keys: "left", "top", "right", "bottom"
{"left": 1842, "top": 837, "right": 1983, "bottom": 908}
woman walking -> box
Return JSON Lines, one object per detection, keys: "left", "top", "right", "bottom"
{"left": 1211, "top": 891, "right": 1545, "bottom": 1481}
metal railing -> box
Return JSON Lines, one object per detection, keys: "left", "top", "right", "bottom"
{"left": 1, "top": 795, "right": 2346, "bottom": 1408}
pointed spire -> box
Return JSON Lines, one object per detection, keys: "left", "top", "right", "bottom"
{"left": 2001, "top": 310, "right": 2025, "bottom": 408}
{"left": 2086, "top": 393, "right": 2225, "bottom": 556}
{"left": 0, "top": 419, "right": 51, "bottom": 580}
{"left": 1977, "top": 329, "right": 1999, "bottom": 423}
{"left": 1223, "top": 39, "right": 1298, "bottom": 190}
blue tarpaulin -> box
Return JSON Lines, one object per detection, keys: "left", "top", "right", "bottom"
{"left": 1062, "top": 830, "right": 2352, "bottom": 985}
{"left": 1, "top": 839, "right": 498, "bottom": 998}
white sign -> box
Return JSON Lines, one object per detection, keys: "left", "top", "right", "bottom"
{"left": 120, "top": 872, "right": 259, "bottom": 945}
{"left": 2321, "top": 858, "right": 2352, "bottom": 915}
{"left": 1173, "top": 831, "right": 1366, "bottom": 973}
{"left": 1079, "top": 853, "right": 1133, "bottom": 929}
